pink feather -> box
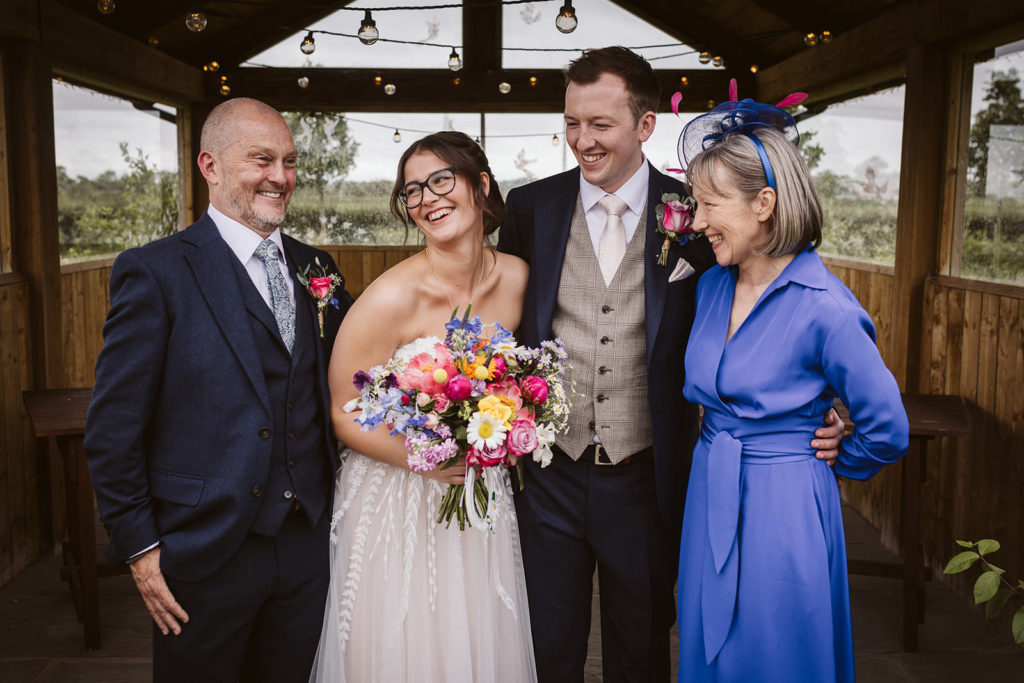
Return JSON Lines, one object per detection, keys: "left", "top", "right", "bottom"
{"left": 665, "top": 168, "right": 685, "bottom": 174}
{"left": 775, "top": 92, "right": 808, "bottom": 108}
{"left": 728, "top": 78, "right": 738, "bottom": 102}
{"left": 670, "top": 91, "right": 683, "bottom": 117}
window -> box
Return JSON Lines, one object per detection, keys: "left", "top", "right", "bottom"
{"left": 961, "top": 40, "right": 1024, "bottom": 285}
{"left": 53, "top": 80, "right": 178, "bottom": 262}
{"left": 798, "top": 86, "right": 905, "bottom": 265}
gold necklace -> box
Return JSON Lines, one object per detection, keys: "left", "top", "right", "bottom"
{"left": 425, "top": 247, "right": 489, "bottom": 311}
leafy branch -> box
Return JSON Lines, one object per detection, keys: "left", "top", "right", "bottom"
{"left": 944, "top": 539, "right": 1024, "bottom": 644}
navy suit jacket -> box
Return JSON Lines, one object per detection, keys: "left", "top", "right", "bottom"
{"left": 84, "top": 214, "right": 353, "bottom": 582}
{"left": 498, "top": 164, "right": 716, "bottom": 536}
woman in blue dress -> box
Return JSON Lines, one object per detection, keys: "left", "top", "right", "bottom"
{"left": 674, "top": 100, "right": 910, "bottom": 682}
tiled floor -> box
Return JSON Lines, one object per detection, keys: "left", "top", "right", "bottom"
{"left": 1, "top": 507, "right": 1019, "bottom": 682}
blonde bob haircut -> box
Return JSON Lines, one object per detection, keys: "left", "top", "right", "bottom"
{"left": 685, "top": 126, "right": 822, "bottom": 257}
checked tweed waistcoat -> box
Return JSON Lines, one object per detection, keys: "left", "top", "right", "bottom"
{"left": 551, "top": 195, "right": 652, "bottom": 464}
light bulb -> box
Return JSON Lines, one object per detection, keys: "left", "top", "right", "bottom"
{"left": 749, "top": 64, "right": 758, "bottom": 74}
{"left": 698, "top": 51, "right": 711, "bottom": 64}
{"left": 820, "top": 30, "right": 833, "bottom": 44}
{"left": 448, "top": 48, "right": 463, "bottom": 72}
{"left": 96, "top": 0, "right": 115, "bottom": 15}
{"left": 220, "top": 84, "right": 231, "bottom": 96}
{"left": 374, "top": 75, "right": 382, "bottom": 86}
{"left": 680, "top": 76, "right": 689, "bottom": 86}
{"left": 551, "top": 134, "right": 559, "bottom": 146}
{"left": 384, "top": 83, "right": 396, "bottom": 95}
{"left": 452, "top": 77, "right": 461, "bottom": 86}
{"left": 804, "top": 32, "right": 818, "bottom": 47}
{"left": 712, "top": 55, "right": 723, "bottom": 67}
{"left": 498, "top": 82, "right": 511, "bottom": 95}
{"left": 185, "top": 10, "right": 208, "bottom": 32}
{"left": 147, "top": 36, "right": 159, "bottom": 45}
{"left": 204, "top": 60, "right": 220, "bottom": 72}
{"left": 555, "top": 1, "right": 578, "bottom": 34}
{"left": 300, "top": 32, "right": 315, "bottom": 55}
{"left": 358, "top": 10, "right": 379, "bottom": 45}
{"left": 529, "top": 76, "right": 538, "bottom": 86}
{"left": 707, "top": 99, "right": 715, "bottom": 109}
{"left": 393, "top": 129, "right": 402, "bottom": 143}
{"left": 297, "top": 76, "right": 309, "bottom": 88}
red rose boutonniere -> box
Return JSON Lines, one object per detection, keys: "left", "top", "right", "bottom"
{"left": 654, "top": 192, "right": 697, "bottom": 266}
{"left": 297, "top": 257, "right": 343, "bottom": 338}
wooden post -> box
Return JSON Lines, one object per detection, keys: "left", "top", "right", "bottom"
{"left": 4, "top": 42, "right": 64, "bottom": 391}
{"left": 177, "top": 103, "right": 212, "bottom": 228}
{"left": 891, "top": 45, "right": 949, "bottom": 391}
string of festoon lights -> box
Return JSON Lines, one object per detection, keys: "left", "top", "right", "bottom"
{"left": 95, "top": 0, "right": 578, "bottom": 35}
{"left": 339, "top": 113, "right": 564, "bottom": 146}
{"left": 93, "top": 0, "right": 831, "bottom": 99}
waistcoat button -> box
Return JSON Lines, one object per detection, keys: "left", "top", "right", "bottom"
{"left": 258, "top": 428, "right": 271, "bottom": 439}
{"left": 596, "top": 394, "right": 606, "bottom": 402}
{"left": 251, "top": 485, "right": 264, "bottom": 497}
{"left": 601, "top": 305, "right": 611, "bottom": 314}
{"left": 600, "top": 336, "right": 610, "bottom": 345}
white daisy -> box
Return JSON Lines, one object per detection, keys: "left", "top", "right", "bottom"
{"left": 466, "top": 412, "right": 507, "bottom": 450}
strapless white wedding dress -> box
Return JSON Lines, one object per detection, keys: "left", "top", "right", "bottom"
{"left": 310, "top": 336, "right": 537, "bottom": 683}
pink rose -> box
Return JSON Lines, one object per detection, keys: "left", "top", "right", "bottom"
{"left": 507, "top": 420, "right": 539, "bottom": 457}
{"left": 308, "top": 276, "right": 333, "bottom": 299}
{"left": 662, "top": 199, "right": 694, "bottom": 234}
{"left": 467, "top": 443, "right": 507, "bottom": 467}
{"left": 432, "top": 395, "right": 450, "bottom": 412}
{"left": 445, "top": 375, "right": 473, "bottom": 402}
{"left": 521, "top": 376, "right": 549, "bottom": 405}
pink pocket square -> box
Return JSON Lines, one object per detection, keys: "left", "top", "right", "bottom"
{"left": 669, "top": 258, "right": 695, "bottom": 283}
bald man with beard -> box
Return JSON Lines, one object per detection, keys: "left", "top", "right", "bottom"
{"left": 85, "top": 98, "right": 353, "bottom": 683}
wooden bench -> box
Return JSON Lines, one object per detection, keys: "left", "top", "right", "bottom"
{"left": 22, "top": 387, "right": 127, "bottom": 650}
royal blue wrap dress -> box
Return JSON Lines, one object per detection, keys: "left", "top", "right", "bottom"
{"left": 676, "top": 247, "right": 909, "bottom": 682}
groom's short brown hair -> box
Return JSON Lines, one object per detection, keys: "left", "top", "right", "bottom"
{"left": 565, "top": 46, "right": 660, "bottom": 125}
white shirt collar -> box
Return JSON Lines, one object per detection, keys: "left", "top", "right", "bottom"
{"left": 207, "top": 203, "right": 286, "bottom": 267}
{"left": 579, "top": 157, "right": 650, "bottom": 215}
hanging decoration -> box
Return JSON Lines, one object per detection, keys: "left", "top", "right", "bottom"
{"left": 96, "top": 0, "right": 115, "bottom": 15}
{"left": 384, "top": 83, "right": 397, "bottom": 95}
{"left": 358, "top": 10, "right": 380, "bottom": 45}
{"left": 298, "top": 76, "right": 310, "bottom": 88}
{"left": 393, "top": 129, "right": 402, "bottom": 143}
{"left": 300, "top": 32, "right": 316, "bottom": 55}
{"left": 448, "top": 48, "right": 463, "bottom": 72}
{"left": 185, "top": 8, "right": 208, "bottom": 32}
{"left": 554, "top": 0, "right": 578, "bottom": 34}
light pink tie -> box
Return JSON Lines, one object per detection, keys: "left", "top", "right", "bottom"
{"left": 597, "top": 194, "right": 628, "bottom": 286}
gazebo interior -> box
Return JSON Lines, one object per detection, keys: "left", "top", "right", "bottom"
{"left": 2, "top": 0, "right": 1024, "bottom": 665}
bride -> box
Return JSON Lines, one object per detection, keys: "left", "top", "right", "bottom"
{"left": 310, "top": 131, "right": 536, "bottom": 682}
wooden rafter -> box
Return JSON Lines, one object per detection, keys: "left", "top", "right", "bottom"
{"left": 611, "top": 0, "right": 764, "bottom": 75}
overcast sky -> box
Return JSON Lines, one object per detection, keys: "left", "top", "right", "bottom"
{"left": 53, "top": 3, "right": 1023, "bottom": 190}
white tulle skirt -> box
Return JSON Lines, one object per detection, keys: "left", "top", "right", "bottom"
{"left": 310, "top": 450, "right": 537, "bottom": 682}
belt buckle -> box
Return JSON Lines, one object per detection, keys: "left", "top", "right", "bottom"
{"left": 594, "top": 444, "right": 614, "bottom": 466}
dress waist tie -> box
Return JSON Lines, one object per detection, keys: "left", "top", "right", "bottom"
{"left": 699, "top": 415, "right": 818, "bottom": 664}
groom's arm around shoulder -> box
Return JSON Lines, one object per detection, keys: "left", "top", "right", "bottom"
{"left": 85, "top": 243, "right": 174, "bottom": 564}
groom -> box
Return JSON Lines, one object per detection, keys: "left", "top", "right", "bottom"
{"left": 499, "top": 47, "right": 845, "bottom": 681}
{"left": 85, "top": 98, "right": 352, "bottom": 682}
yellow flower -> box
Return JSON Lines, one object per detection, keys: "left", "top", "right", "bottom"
{"left": 478, "top": 394, "right": 516, "bottom": 425}
{"left": 474, "top": 365, "right": 490, "bottom": 380}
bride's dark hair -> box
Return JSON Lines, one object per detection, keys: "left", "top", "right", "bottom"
{"left": 390, "top": 131, "right": 505, "bottom": 240}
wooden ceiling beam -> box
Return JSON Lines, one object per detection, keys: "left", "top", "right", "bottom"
{"left": 756, "top": 0, "right": 1024, "bottom": 106}
{"left": 230, "top": 67, "right": 732, "bottom": 114}
{"left": 462, "top": 0, "right": 502, "bottom": 73}
{"left": 743, "top": 0, "right": 845, "bottom": 36}
{"left": 71, "top": 0, "right": 186, "bottom": 45}
{"left": 196, "top": 1, "right": 355, "bottom": 68}
{"left": 0, "top": 0, "right": 40, "bottom": 41}
{"left": 611, "top": 0, "right": 766, "bottom": 74}
{"left": 39, "top": 0, "right": 205, "bottom": 106}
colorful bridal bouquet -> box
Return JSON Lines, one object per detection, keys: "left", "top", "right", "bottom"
{"left": 346, "top": 308, "right": 572, "bottom": 530}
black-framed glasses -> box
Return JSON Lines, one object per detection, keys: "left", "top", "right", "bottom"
{"left": 399, "top": 167, "right": 457, "bottom": 208}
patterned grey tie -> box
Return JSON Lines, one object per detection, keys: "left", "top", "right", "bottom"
{"left": 254, "top": 239, "right": 295, "bottom": 354}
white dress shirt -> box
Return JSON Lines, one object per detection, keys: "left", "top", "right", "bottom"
{"left": 578, "top": 159, "right": 650, "bottom": 257}
{"left": 208, "top": 203, "right": 296, "bottom": 308}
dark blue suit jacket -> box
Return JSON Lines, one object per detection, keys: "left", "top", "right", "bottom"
{"left": 498, "top": 164, "right": 716, "bottom": 536}
{"left": 84, "top": 214, "right": 352, "bottom": 582}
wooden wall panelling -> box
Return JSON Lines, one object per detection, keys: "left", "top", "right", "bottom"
{"left": 0, "top": 51, "right": 11, "bottom": 273}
